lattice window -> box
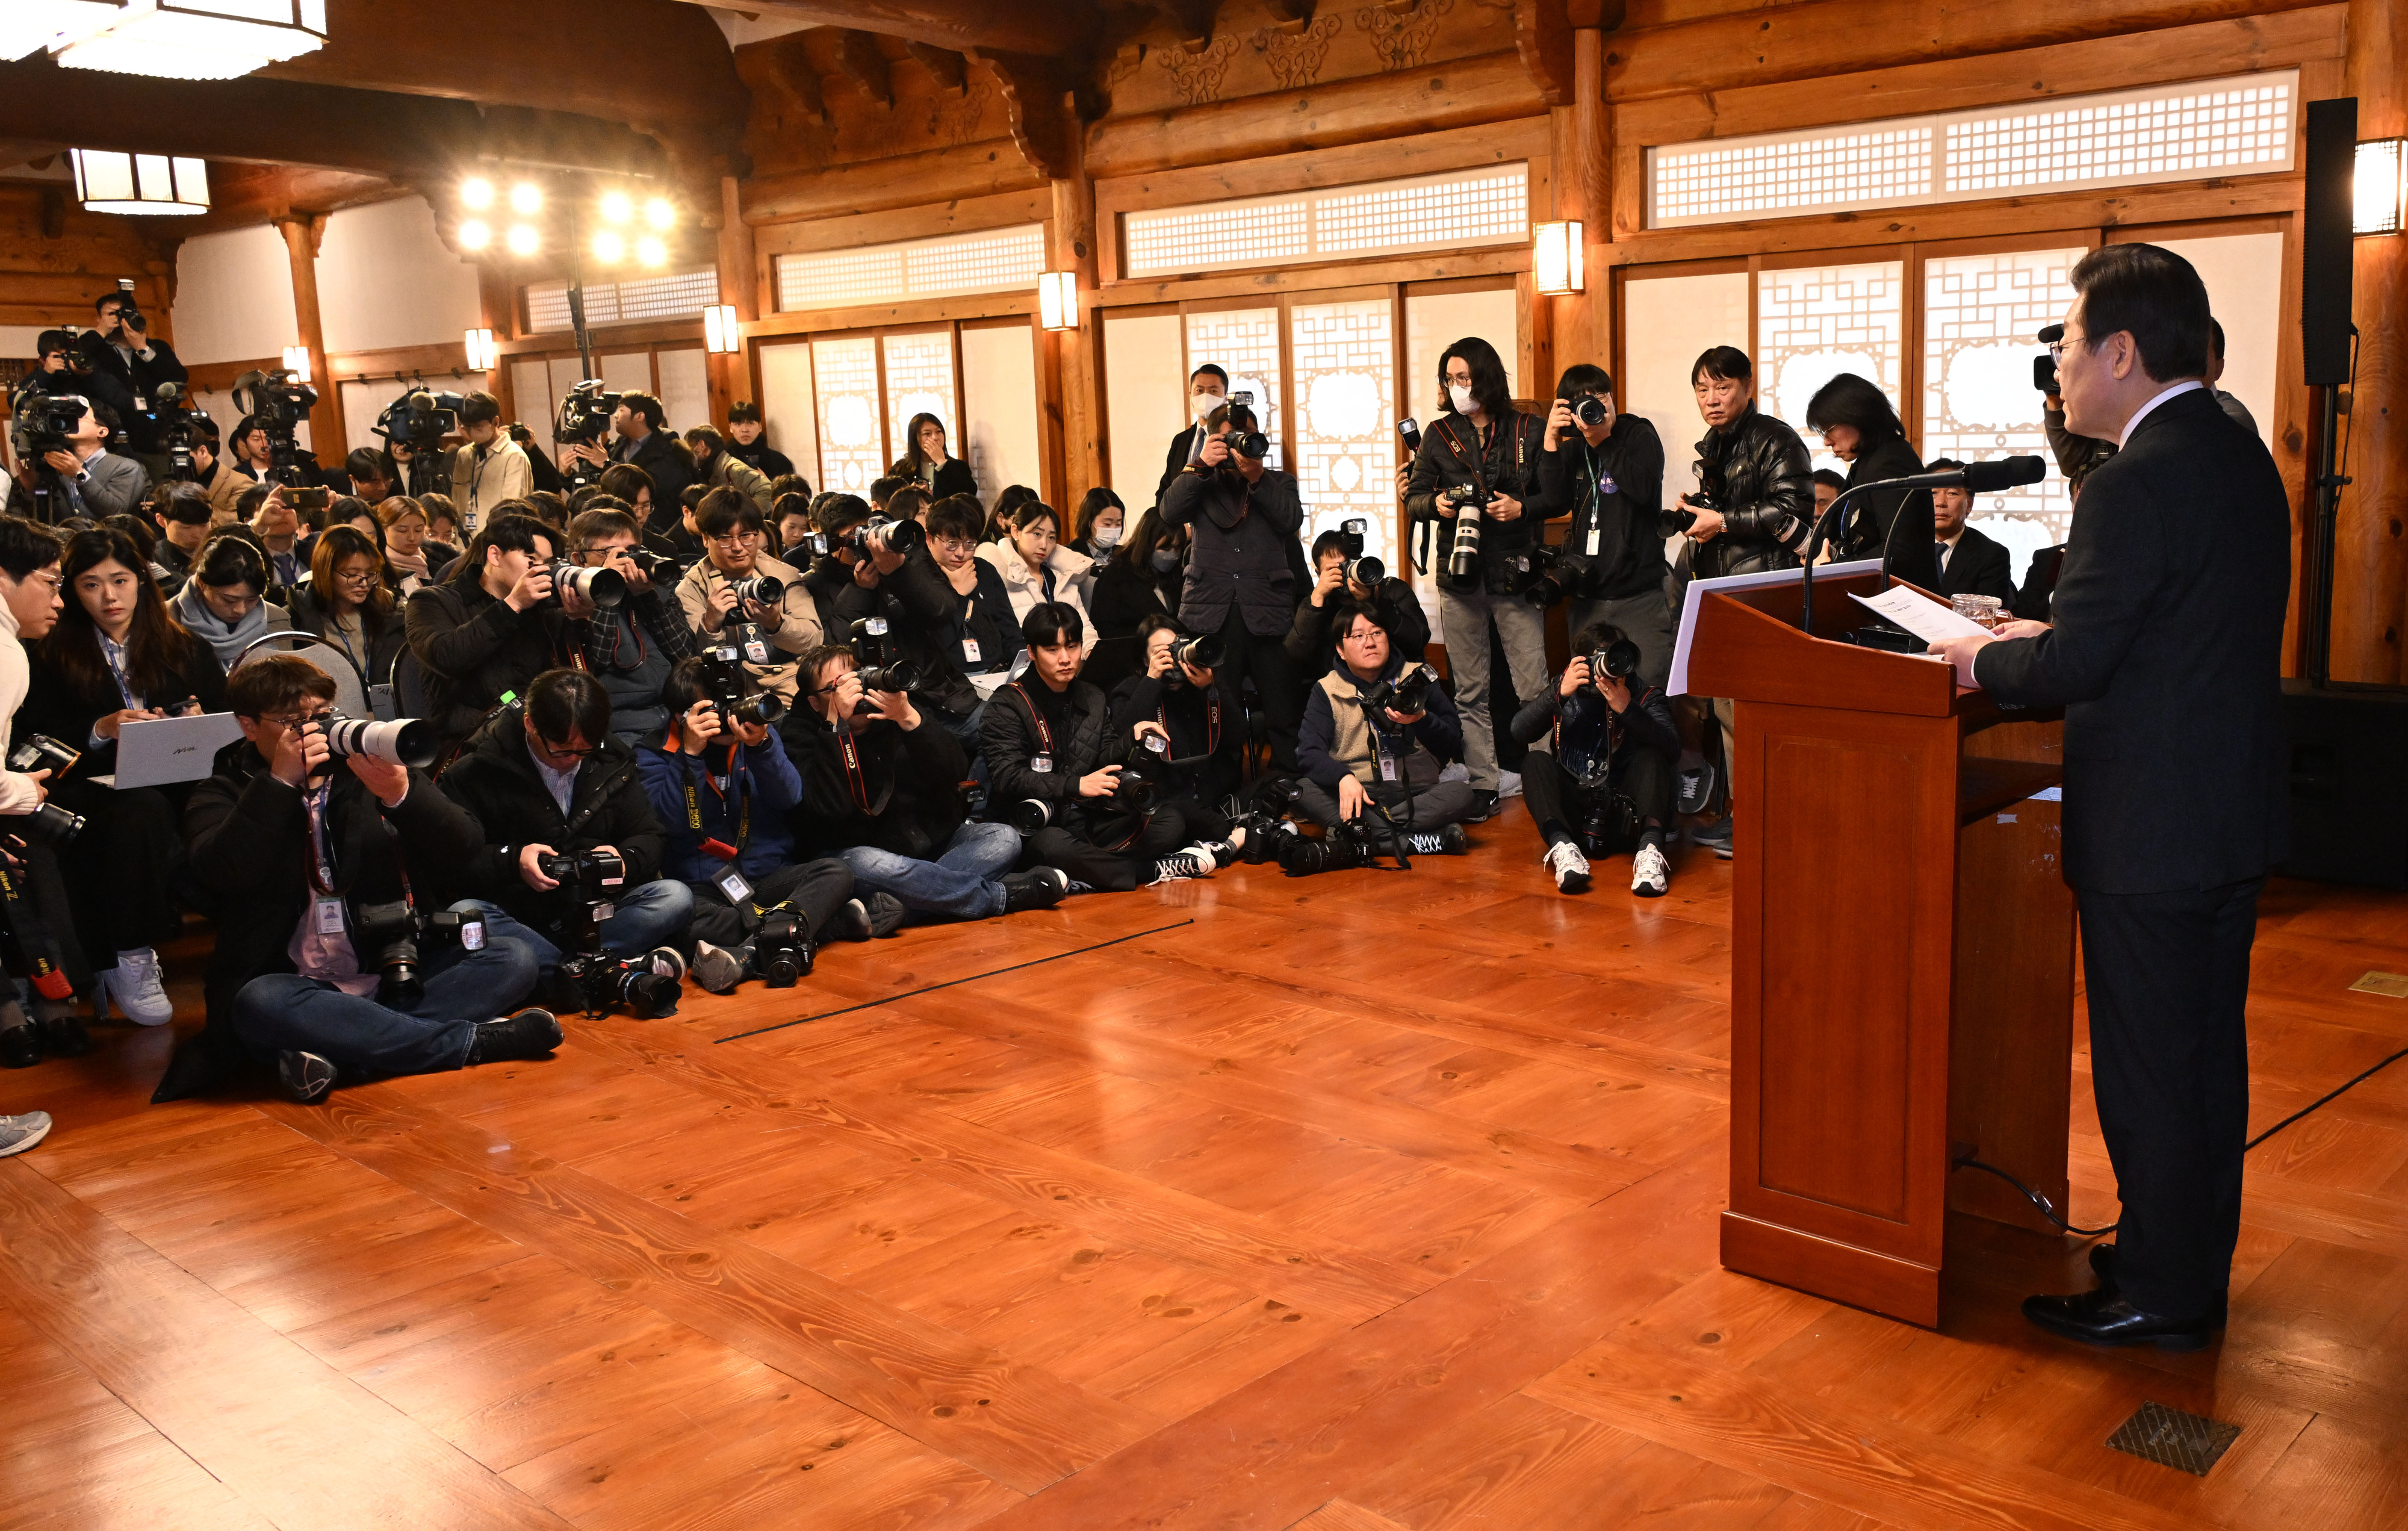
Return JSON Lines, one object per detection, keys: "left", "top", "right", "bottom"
{"left": 881, "top": 331, "right": 957, "bottom": 477}
{"left": 1124, "top": 166, "right": 1528, "bottom": 278}
{"left": 1645, "top": 69, "right": 2297, "bottom": 228}
{"left": 1755, "top": 262, "right": 1905, "bottom": 474}
{"left": 1288, "top": 298, "right": 1397, "bottom": 570}
{"left": 774, "top": 225, "right": 1044, "bottom": 313}
{"left": 524, "top": 267, "right": 718, "bottom": 333}
{"left": 1920, "top": 247, "right": 2081, "bottom": 562}
{"left": 1184, "top": 308, "right": 1282, "bottom": 471}
{"left": 811, "top": 335, "right": 884, "bottom": 495}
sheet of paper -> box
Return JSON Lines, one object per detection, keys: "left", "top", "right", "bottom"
{"left": 1849, "top": 584, "right": 1994, "bottom": 645}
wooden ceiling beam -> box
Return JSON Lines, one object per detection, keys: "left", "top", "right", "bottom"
{"left": 835, "top": 30, "right": 895, "bottom": 108}
{"left": 667, "top": 0, "right": 1099, "bottom": 55}
{"left": 905, "top": 40, "right": 969, "bottom": 94}
{"left": 1154, "top": 0, "right": 1220, "bottom": 54}
{"left": 967, "top": 49, "right": 1080, "bottom": 181}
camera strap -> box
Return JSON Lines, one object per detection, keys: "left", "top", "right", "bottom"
{"left": 831, "top": 724, "right": 893, "bottom": 817}
{"left": 1008, "top": 681, "right": 1054, "bottom": 757}
{"left": 681, "top": 747, "right": 750, "bottom": 857}
{"left": 1157, "top": 689, "right": 1222, "bottom": 756}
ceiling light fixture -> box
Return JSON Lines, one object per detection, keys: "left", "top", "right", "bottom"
{"left": 457, "top": 219, "right": 490, "bottom": 251}
{"left": 460, "top": 177, "right": 495, "bottom": 211}
{"left": 644, "top": 197, "right": 675, "bottom": 231}
{"left": 635, "top": 235, "right": 668, "bottom": 267}
{"left": 599, "top": 190, "right": 633, "bottom": 225}
{"left": 54, "top": 0, "right": 328, "bottom": 81}
{"left": 592, "top": 230, "right": 625, "bottom": 263}
{"left": 0, "top": 1, "right": 117, "bottom": 63}
{"left": 70, "top": 149, "right": 209, "bottom": 215}
{"left": 504, "top": 223, "right": 539, "bottom": 257}
{"left": 508, "top": 182, "right": 542, "bottom": 216}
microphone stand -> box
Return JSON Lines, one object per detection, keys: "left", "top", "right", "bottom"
{"left": 1797, "top": 483, "right": 1883, "bottom": 639}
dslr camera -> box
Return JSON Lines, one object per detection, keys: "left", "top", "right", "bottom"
{"left": 1445, "top": 482, "right": 1490, "bottom": 580}
{"left": 7, "top": 735, "right": 80, "bottom": 778}
{"left": 1582, "top": 636, "right": 1642, "bottom": 686}
{"left": 1334, "top": 518, "right": 1386, "bottom": 588}
{"left": 545, "top": 559, "right": 625, "bottom": 610}
{"left": 540, "top": 847, "right": 627, "bottom": 907}
{"left": 749, "top": 907, "right": 813, "bottom": 989}
{"left": 559, "top": 949, "right": 680, "bottom": 1019}
{"left": 349, "top": 900, "right": 486, "bottom": 1008}
{"left": 848, "top": 616, "right": 921, "bottom": 694}
{"left": 1573, "top": 394, "right": 1612, "bottom": 429}
{"left": 1519, "top": 543, "right": 1573, "bottom": 609}
{"left": 374, "top": 388, "right": 464, "bottom": 452}
{"left": 700, "top": 643, "right": 786, "bottom": 730}
{"left": 1161, "top": 632, "right": 1223, "bottom": 687}
{"left": 320, "top": 712, "right": 438, "bottom": 769}
{"left": 1358, "top": 662, "right": 1436, "bottom": 719}
{"left": 1276, "top": 816, "right": 1468, "bottom": 876}
{"left": 815, "top": 515, "right": 925, "bottom": 559}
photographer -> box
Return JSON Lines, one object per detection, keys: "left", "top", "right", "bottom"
{"left": 344, "top": 447, "right": 398, "bottom": 505}
{"left": 1106, "top": 614, "right": 1246, "bottom": 825}
{"left": 686, "top": 426, "right": 774, "bottom": 514}
{"left": 28, "top": 528, "right": 228, "bottom": 1027}
{"left": 8, "top": 394, "right": 147, "bottom": 521}
{"left": 1296, "top": 602, "right": 1472, "bottom": 834}
{"left": 1088, "top": 507, "right": 1185, "bottom": 693}
{"left": 0, "top": 516, "right": 95, "bottom": 1069}
{"left": 724, "top": 402, "right": 795, "bottom": 481}
{"left": 1805, "top": 372, "right": 1935, "bottom": 589}
{"left": 156, "top": 653, "right": 557, "bottom": 1102}
{"left": 1403, "top": 337, "right": 1554, "bottom": 820}
{"left": 981, "top": 603, "right": 1226, "bottom": 890}
{"left": 403, "top": 511, "right": 573, "bottom": 755}
{"left": 1286, "top": 526, "right": 1428, "bottom": 688}
{"left": 285, "top": 524, "right": 405, "bottom": 682}
{"left": 565, "top": 505, "right": 695, "bottom": 742}
{"left": 1159, "top": 400, "right": 1305, "bottom": 770}
{"left": 676, "top": 488, "right": 822, "bottom": 704}
{"left": 1510, "top": 624, "right": 1679, "bottom": 898}
{"left": 1156, "top": 364, "right": 1229, "bottom": 503}
{"left": 388, "top": 436, "right": 447, "bottom": 500}
{"left": 565, "top": 391, "right": 694, "bottom": 516}
{"left": 2043, "top": 315, "right": 2258, "bottom": 496}
{"left": 1534, "top": 365, "right": 1674, "bottom": 689}
{"left": 150, "top": 482, "right": 213, "bottom": 589}
{"left": 243, "top": 485, "right": 306, "bottom": 588}
{"left": 638, "top": 656, "right": 871, "bottom": 992}
{"left": 170, "top": 532, "right": 293, "bottom": 668}
{"left": 437, "top": 667, "right": 693, "bottom": 980}
{"left": 787, "top": 644, "right": 1063, "bottom": 921}
{"left": 225, "top": 413, "right": 335, "bottom": 493}
{"left": 443, "top": 391, "right": 533, "bottom": 530}
{"left": 75, "top": 287, "right": 188, "bottom": 480}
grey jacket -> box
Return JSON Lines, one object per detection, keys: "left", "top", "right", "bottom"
{"left": 7, "top": 448, "right": 147, "bottom": 519}
{"left": 1158, "top": 464, "right": 1303, "bottom": 638}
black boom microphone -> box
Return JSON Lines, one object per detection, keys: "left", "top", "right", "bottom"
{"left": 1798, "top": 455, "right": 2046, "bottom": 636}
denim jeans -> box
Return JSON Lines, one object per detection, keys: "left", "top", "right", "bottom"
{"left": 230, "top": 904, "right": 541, "bottom": 1076}
{"left": 837, "top": 821, "right": 1022, "bottom": 919}
{"left": 466, "top": 880, "right": 695, "bottom": 973}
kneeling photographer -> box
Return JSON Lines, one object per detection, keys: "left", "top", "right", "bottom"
{"left": 1510, "top": 624, "right": 1678, "bottom": 898}
{"left": 1295, "top": 602, "right": 1475, "bottom": 852}
{"left": 564, "top": 505, "right": 694, "bottom": 742}
{"left": 436, "top": 669, "right": 694, "bottom": 1013}
{"left": 981, "top": 603, "right": 1229, "bottom": 890}
{"left": 1106, "top": 614, "right": 1245, "bottom": 833}
{"left": 158, "top": 654, "right": 557, "bottom": 1106}
{"left": 1285, "top": 521, "right": 1427, "bottom": 686}
{"left": 788, "top": 644, "right": 1063, "bottom": 922}
{"left": 638, "top": 656, "right": 872, "bottom": 993}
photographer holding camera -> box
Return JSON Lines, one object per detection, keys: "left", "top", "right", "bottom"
{"left": 1534, "top": 365, "right": 1674, "bottom": 691}
{"left": 638, "top": 656, "right": 874, "bottom": 992}
{"left": 1158, "top": 400, "right": 1306, "bottom": 770}
{"left": 154, "top": 654, "right": 557, "bottom": 1104}
{"left": 1285, "top": 523, "right": 1427, "bottom": 688}
{"left": 1297, "top": 602, "right": 1473, "bottom": 836}
{"left": 561, "top": 505, "right": 694, "bottom": 742}
{"left": 0, "top": 516, "right": 96, "bottom": 1070}
{"left": 75, "top": 287, "right": 188, "bottom": 481}
{"left": 675, "top": 488, "right": 822, "bottom": 705}
{"left": 8, "top": 394, "right": 146, "bottom": 522}
{"left": 1403, "top": 337, "right": 1553, "bottom": 821}
{"left": 564, "top": 391, "right": 694, "bottom": 514}
{"left": 403, "top": 511, "right": 573, "bottom": 756}
{"left": 981, "top": 603, "right": 1228, "bottom": 890}
{"left": 441, "top": 391, "right": 533, "bottom": 530}
{"left": 1510, "top": 624, "right": 1679, "bottom": 898}
{"left": 685, "top": 426, "right": 774, "bottom": 514}
{"left": 1107, "top": 614, "right": 1246, "bottom": 824}
{"left": 437, "top": 668, "right": 694, "bottom": 988}
{"left": 787, "top": 643, "right": 1064, "bottom": 921}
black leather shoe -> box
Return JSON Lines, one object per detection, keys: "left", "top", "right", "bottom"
{"left": 2087, "top": 1244, "right": 2229, "bottom": 1328}
{"left": 0, "top": 1023, "right": 40, "bottom": 1069}
{"left": 2022, "top": 1287, "right": 2217, "bottom": 1352}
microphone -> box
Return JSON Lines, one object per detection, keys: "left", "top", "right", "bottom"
{"left": 1869, "top": 456, "right": 2048, "bottom": 494}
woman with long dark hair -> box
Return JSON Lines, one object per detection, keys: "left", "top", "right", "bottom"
{"left": 1803, "top": 372, "right": 1934, "bottom": 585}
{"left": 376, "top": 495, "right": 455, "bottom": 595}
{"left": 1067, "top": 487, "right": 1125, "bottom": 560}
{"left": 887, "top": 412, "right": 978, "bottom": 502}
{"left": 286, "top": 523, "right": 405, "bottom": 682}
{"left": 26, "top": 528, "right": 226, "bottom": 1026}
{"left": 1087, "top": 506, "right": 1187, "bottom": 694}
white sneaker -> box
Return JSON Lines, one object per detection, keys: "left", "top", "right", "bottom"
{"left": 1147, "top": 851, "right": 1212, "bottom": 885}
{"left": 0, "top": 1111, "right": 51, "bottom": 1157}
{"left": 99, "top": 948, "right": 173, "bottom": 1026}
{"left": 1631, "top": 842, "right": 1670, "bottom": 898}
{"left": 1544, "top": 840, "right": 1592, "bottom": 893}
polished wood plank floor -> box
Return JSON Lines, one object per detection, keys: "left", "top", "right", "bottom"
{"left": 5, "top": 800, "right": 2406, "bottom": 1530}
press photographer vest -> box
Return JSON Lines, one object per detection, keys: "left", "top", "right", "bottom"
{"left": 1317, "top": 668, "right": 1386, "bottom": 787}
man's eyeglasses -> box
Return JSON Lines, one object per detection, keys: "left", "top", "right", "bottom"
{"left": 2048, "top": 331, "right": 2087, "bottom": 362}
{"left": 536, "top": 736, "right": 601, "bottom": 760}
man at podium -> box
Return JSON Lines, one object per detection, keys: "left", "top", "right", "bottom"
{"left": 1936, "top": 244, "right": 2289, "bottom": 1352}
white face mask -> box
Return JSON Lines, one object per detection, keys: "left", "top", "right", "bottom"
{"left": 1089, "top": 523, "right": 1122, "bottom": 550}
{"left": 1448, "top": 383, "right": 1474, "bottom": 414}
{"left": 1192, "top": 391, "right": 1225, "bottom": 421}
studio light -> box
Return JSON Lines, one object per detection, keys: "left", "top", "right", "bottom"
{"left": 1037, "top": 270, "right": 1079, "bottom": 332}
{"left": 70, "top": 149, "right": 209, "bottom": 215}
{"left": 703, "top": 304, "right": 740, "bottom": 355}
{"left": 458, "top": 219, "right": 490, "bottom": 251}
{"left": 0, "top": 1, "right": 117, "bottom": 63}
{"left": 592, "top": 230, "right": 625, "bottom": 263}
{"left": 508, "top": 182, "right": 542, "bottom": 216}
{"left": 644, "top": 197, "right": 675, "bottom": 231}
{"left": 635, "top": 235, "right": 668, "bottom": 267}
{"left": 54, "top": 0, "right": 328, "bottom": 81}
{"left": 2359, "top": 138, "right": 2406, "bottom": 237}
{"left": 281, "top": 344, "right": 311, "bottom": 384}
{"left": 1533, "top": 220, "right": 1584, "bottom": 296}
{"left": 504, "top": 223, "right": 539, "bottom": 257}
{"left": 465, "top": 328, "right": 498, "bottom": 371}
{"left": 599, "top": 190, "right": 633, "bottom": 225}
{"left": 460, "top": 177, "right": 495, "bottom": 211}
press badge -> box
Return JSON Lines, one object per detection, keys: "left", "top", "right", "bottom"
{"left": 961, "top": 638, "right": 981, "bottom": 665}
{"left": 715, "top": 867, "right": 753, "bottom": 904}
{"left": 743, "top": 635, "right": 771, "bottom": 665}
{"left": 1029, "top": 754, "right": 1054, "bottom": 774}
{"left": 313, "top": 896, "right": 345, "bottom": 935}
{"left": 1378, "top": 751, "right": 1400, "bottom": 783}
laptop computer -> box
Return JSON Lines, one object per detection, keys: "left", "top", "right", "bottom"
{"left": 91, "top": 712, "right": 245, "bottom": 789}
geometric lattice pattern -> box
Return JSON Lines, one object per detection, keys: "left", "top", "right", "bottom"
{"left": 1184, "top": 308, "right": 1283, "bottom": 471}
{"left": 1288, "top": 297, "right": 1398, "bottom": 570}
{"left": 1126, "top": 166, "right": 1527, "bottom": 278}
{"left": 774, "top": 225, "right": 1044, "bottom": 314}
{"left": 881, "top": 331, "right": 958, "bottom": 476}
{"left": 810, "top": 335, "right": 883, "bottom": 495}
{"left": 1647, "top": 69, "right": 2297, "bottom": 228}
{"left": 1921, "top": 247, "right": 2082, "bottom": 554}
{"left": 524, "top": 267, "right": 718, "bottom": 333}
{"left": 1754, "top": 262, "right": 1905, "bottom": 468}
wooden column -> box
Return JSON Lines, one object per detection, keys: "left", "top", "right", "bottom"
{"left": 1047, "top": 156, "right": 1102, "bottom": 512}
{"left": 709, "top": 174, "right": 760, "bottom": 430}
{"left": 275, "top": 213, "right": 344, "bottom": 462}
{"left": 1545, "top": 24, "right": 1610, "bottom": 379}
{"left": 2339, "top": 0, "right": 2407, "bottom": 681}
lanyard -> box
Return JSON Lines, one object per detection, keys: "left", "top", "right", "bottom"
{"left": 681, "top": 745, "right": 750, "bottom": 849}
{"left": 101, "top": 635, "right": 141, "bottom": 710}
{"left": 834, "top": 724, "right": 874, "bottom": 814}
{"left": 303, "top": 780, "right": 338, "bottom": 893}
{"left": 1159, "top": 688, "right": 1222, "bottom": 754}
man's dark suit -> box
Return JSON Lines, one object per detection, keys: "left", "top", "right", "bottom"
{"left": 1934, "top": 523, "right": 2015, "bottom": 603}
{"left": 1973, "top": 385, "right": 2289, "bottom": 1321}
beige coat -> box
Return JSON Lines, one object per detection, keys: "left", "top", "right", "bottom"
{"left": 979, "top": 539, "right": 1096, "bottom": 655}
{"left": 675, "top": 549, "right": 822, "bottom": 702}
{"left": 445, "top": 438, "right": 535, "bottom": 531}
{"left": 702, "top": 450, "right": 775, "bottom": 514}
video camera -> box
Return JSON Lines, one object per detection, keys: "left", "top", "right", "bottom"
{"left": 1335, "top": 517, "right": 1386, "bottom": 588}
{"left": 554, "top": 380, "right": 622, "bottom": 492}
{"left": 848, "top": 616, "right": 921, "bottom": 694}
{"left": 230, "top": 367, "right": 319, "bottom": 485}
{"left": 7, "top": 393, "right": 88, "bottom": 464}
{"left": 374, "top": 387, "right": 464, "bottom": 452}
{"left": 2035, "top": 323, "right": 2063, "bottom": 395}
{"left": 349, "top": 901, "right": 485, "bottom": 1008}
{"left": 151, "top": 382, "right": 215, "bottom": 482}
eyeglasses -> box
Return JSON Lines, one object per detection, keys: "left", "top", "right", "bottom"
{"left": 333, "top": 567, "right": 379, "bottom": 585}
{"left": 536, "top": 736, "right": 600, "bottom": 760}
{"left": 2049, "top": 331, "right": 2087, "bottom": 362}
{"left": 262, "top": 709, "right": 335, "bottom": 734}
{"left": 23, "top": 573, "right": 64, "bottom": 594}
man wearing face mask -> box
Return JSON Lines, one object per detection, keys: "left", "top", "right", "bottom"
{"left": 1156, "top": 364, "right": 1230, "bottom": 505}
{"left": 1158, "top": 401, "right": 1306, "bottom": 771}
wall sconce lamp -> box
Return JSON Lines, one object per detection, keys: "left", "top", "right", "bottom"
{"left": 464, "top": 328, "right": 498, "bottom": 370}
{"left": 1037, "top": 270, "right": 1080, "bottom": 331}
{"left": 703, "top": 303, "right": 742, "bottom": 354}
{"left": 1533, "top": 220, "right": 1584, "bottom": 295}
{"left": 2359, "top": 138, "right": 2406, "bottom": 236}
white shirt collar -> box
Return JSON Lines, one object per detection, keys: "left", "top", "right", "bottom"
{"left": 2118, "top": 380, "right": 2205, "bottom": 447}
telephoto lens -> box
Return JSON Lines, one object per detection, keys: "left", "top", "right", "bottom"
{"left": 548, "top": 560, "right": 626, "bottom": 609}
{"left": 1588, "top": 638, "right": 1642, "bottom": 682}
{"left": 1230, "top": 429, "right": 1271, "bottom": 459}
{"left": 1008, "top": 798, "right": 1054, "bottom": 834}
{"left": 321, "top": 713, "right": 437, "bottom": 768}
{"left": 7, "top": 800, "right": 84, "bottom": 848}
{"left": 727, "top": 573, "right": 785, "bottom": 607}
{"left": 720, "top": 691, "right": 787, "bottom": 728}
{"left": 1447, "top": 482, "right": 1485, "bottom": 580}
{"left": 1344, "top": 554, "right": 1386, "bottom": 586}
{"left": 1168, "top": 633, "right": 1224, "bottom": 671}
{"left": 862, "top": 515, "right": 924, "bottom": 554}
{"left": 856, "top": 657, "right": 922, "bottom": 692}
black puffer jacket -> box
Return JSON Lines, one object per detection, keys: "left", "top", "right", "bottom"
{"left": 1666, "top": 406, "right": 1813, "bottom": 580}
{"left": 1404, "top": 409, "right": 1554, "bottom": 594}
{"left": 979, "top": 677, "right": 1113, "bottom": 839}
{"left": 785, "top": 710, "right": 969, "bottom": 861}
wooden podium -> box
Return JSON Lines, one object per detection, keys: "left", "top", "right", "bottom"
{"left": 1687, "top": 568, "right": 2078, "bottom": 1328}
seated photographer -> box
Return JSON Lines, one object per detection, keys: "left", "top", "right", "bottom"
{"left": 27, "top": 528, "right": 228, "bottom": 1026}
{"left": 1107, "top": 614, "right": 1245, "bottom": 825}
{"left": 564, "top": 505, "right": 694, "bottom": 742}
{"left": 920, "top": 495, "right": 1019, "bottom": 741}
{"left": 442, "top": 391, "right": 534, "bottom": 532}
{"left": 638, "top": 656, "right": 877, "bottom": 993}
{"left": 1285, "top": 525, "right": 1428, "bottom": 686}
{"left": 161, "top": 654, "right": 558, "bottom": 1105}
{"left": 170, "top": 531, "right": 294, "bottom": 668}
{"left": 980, "top": 498, "right": 1096, "bottom": 651}
{"left": 675, "top": 488, "right": 822, "bottom": 705}
{"left": 795, "top": 492, "right": 899, "bottom": 632}
{"left": 787, "top": 642, "right": 1064, "bottom": 921}
{"left": 981, "top": 603, "right": 1228, "bottom": 890}
{"left": 773, "top": 492, "right": 815, "bottom": 558}
{"left": 7, "top": 394, "right": 147, "bottom": 520}
{"left": 1509, "top": 626, "right": 1679, "bottom": 898}
{"left": 436, "top": 667, "right": 693, "bottom": 984}
{"left": 1533, "top": 364, "right": 1674, "bottom": 690}
{"left": 1087, "top": 508, "right": 1187, "bottom": 695}
{"left": 1296, "top": 601, "right": 1474, "bottom": 835}
{"left": 285, "top": 524, "right": 405, "bottom": 683}
{"left": 686, "top": 426, "right": 774, "bottom": 514}
{"left": 403, "top": 511, "right": 573, "bottom": 756}
{"left": 150, "top": 483, "right": 213, "bottom": 590}
{"left": 0, "top": 515, "right": 95, "bottom": 1070}
{"left": 724, "top": 402, "right": 795, "bottom": 482}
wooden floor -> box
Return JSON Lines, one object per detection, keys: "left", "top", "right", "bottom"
{"left": 5, "top": 801, "right": 2407, "bottom": 1530}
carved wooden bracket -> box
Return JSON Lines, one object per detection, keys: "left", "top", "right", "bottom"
{"left": 969, "top": 48, "right": 1081, "bottom": 181}
{"left": 777, "top": 48, "right": 829, "bottom": 124}
{"left": 1265, "top": 0, "right": 1314, "bottom": 33}
{"left": 1514, "top": 0, "right": 1572, "bottom": 107}
{"left": 835, "top": 29, "right": 893, "bottom": 108}
{"left": 37, "top": 186, "right": 66, "bottom": 240}
{"left": 1154, "top": 0, "right": 1219, "bottom": 55}
{"left": 905, "top": 40, "right": 968, "bottom": 93}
